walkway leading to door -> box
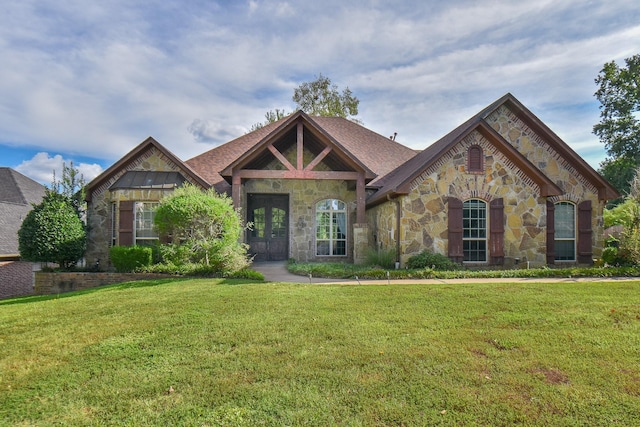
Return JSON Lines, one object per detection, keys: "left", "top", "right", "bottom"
{"left": 251, "top": 261, "right": 640, "bottom": 285}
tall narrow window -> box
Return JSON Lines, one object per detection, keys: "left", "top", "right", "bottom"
{"left": 463, "top": 199, "right": 487, "bottom": 262}
{"left": 316, "top": 199, "right": 347, "bottom": 256}
{"left": 554, "top": 202, "right": 575, "bottom": 261}
{"left": 134, "top": 202, "right": 159, "bottom": 246}
{"left": 468, "top": 145, "right": 483, "bottom": 172}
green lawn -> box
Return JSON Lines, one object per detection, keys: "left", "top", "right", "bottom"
{"left": 1, "top": 278, "right": 639, "bottom": 426}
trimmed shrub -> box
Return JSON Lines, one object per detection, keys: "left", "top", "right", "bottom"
{"left": 18, "top": 191, "right": 87, "bottom": 269}
{"left": 406, "top": 250, "right": 460, "bottom": 270}
{"left": 110, "top": 246, "right": 153, "bottom": 272}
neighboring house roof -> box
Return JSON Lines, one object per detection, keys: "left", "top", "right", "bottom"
{"left": 86, "top": 137, "right": 211, "bottom": 201}
{"left": 368, "top": 93, "right": 620, "bottom": 206}
{"left": 0, "top": 168, "right": 46, "bottom": 256}
{"left": 186, "top": 111, "right": 417, "bottom": 193}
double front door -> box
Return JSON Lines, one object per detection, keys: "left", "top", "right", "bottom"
{"left": 247, "top": 194, "right": 289, "bottom": 261}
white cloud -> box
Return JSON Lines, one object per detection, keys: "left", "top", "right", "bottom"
{"left": 15, "top": 152, "right": 103, "bottom": 185}
{"left": 0, "top": 0, "right": 638, "bottom": 172}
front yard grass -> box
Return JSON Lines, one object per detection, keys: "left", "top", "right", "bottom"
{"left": 1, "top": 278, "right": 639, "bottom": 425}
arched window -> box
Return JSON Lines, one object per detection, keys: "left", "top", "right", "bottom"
{"left": 554, "top": 202, "right": 575, "bottom": 261}
{"left": 468, "top": 145, "right": 483, "bottom": 172}
{"left": 316, "top": 199, "right": 347, "bottom": 256}
{"left": 463, "top": 199, "right": 487, "bottom": 262}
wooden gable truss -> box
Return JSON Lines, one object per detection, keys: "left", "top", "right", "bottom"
{"left": 221, "top": 112, "right": 375, "bottom": 223}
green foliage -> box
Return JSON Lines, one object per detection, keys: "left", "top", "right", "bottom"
{"left": 18, "top": 191, "right": 86, "bottom": 269}
{"left": 594, "top": 54, "right": 640, "bottom": 195}
{"left": 366, "top": 247, "right": 397, "bottom": 269}
{"left": 293, "top": 73, "right": 360, "bottom": 120}
{"left": 601, "top": 246, "right": 634, "bottom": 267}
{"left": 51, "top": 161, "right": 86, "bottom": 219}
{"left": 250, "top": 74, "right": 361, "bottom": 130}
{"left": 604, "top": 197, "right": 636, "bottom": 227}
{"left": 154, "top": 184, "right": 250, "bottom": 274}
{"left": 600, "top": 157, "right": 636, "bottom": 203}
{"left": 406, "top": 250, "right": 461, "bottom": 270}
{"left": 249, "top": 108, "right": 290, "bottom": 131}
{"left": 109, "top": 246, "right": 153, "bottom": 272}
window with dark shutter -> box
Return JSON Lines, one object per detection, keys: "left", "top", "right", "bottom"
{"left": 554, "top": 202, "right": 576, "bottom": 261}
{"left": 463, "top": 199, "right": 487, "bottom": 262}
{"left": 468, "top": 145, "right": 483, "bottom": 172}
{"left": 448, "top": 197, "right": 463, "bottom": 263}
{"left": 577, "top": 200, "right": 593, "bottom": 264}
{"left": 489, "top": 198, "right": 504, "bottom": 265}
{"left": 546, "top": 201, "right": 555, "bottom": 265}
{"left": 118, "top": 201, "right": 134, "bottom": 246}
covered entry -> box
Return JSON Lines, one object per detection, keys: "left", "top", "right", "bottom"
{"left": 247, "top": 194, "right": 289, "bottom": 261}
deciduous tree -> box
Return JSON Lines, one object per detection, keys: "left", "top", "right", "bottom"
{"left": 594, "top": 54, "right": 640, "bottom": 196}
{"left": 18, "top": 191, "right": 87, "bottom": 269}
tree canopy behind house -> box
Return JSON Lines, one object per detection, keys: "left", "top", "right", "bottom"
{"left": 594, "top": 54, "right": 640, "bottom": 197}
{"left": 250, "top": 74, "right": 360, "bottom": 130}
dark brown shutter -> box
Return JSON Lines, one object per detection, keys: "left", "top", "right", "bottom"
{"left": 119, "top": 201, "right": 134, "bottom": 246}
{"left": 448, "top": 197, "right": 463, "bottom": 263}
{"left": 546, "top": 201, "right": 555, "bottom": 265}
{"left": 490, "top": 198, "right": 504, "bottom": 265}
{"left": 577, "top": 200, "right": 593, "bottom": 264}
{"left": 468, "top": 146, "right": 483, "bottom": 171}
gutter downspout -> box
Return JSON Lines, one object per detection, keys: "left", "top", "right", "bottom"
{"left": 387, "top": 194, "right": 401, "bottom": 268}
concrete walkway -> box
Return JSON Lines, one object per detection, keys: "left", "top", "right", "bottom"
{"left": 251, "top": 261, "right": 639, "bottom": 285}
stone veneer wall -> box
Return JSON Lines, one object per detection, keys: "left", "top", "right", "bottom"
{"left": 243, "top": 178, "right": 356, "bottom": 262}
{"left": 34, "top": 272, "right": 172, "bottom": 295}
{"left": 86, "top": 147, "right": 201, "bottom": 268}
{"left": 369, "top": 108, "right": 605, "bottom": 267}
{"left": 388, "top": 129, "right": 549, "bottom": 267}
{"left": 485, "top": 107, "right": 604, "bottom": 258}
{"left": 366, "top": 200, "right": 398, "bottom": 253}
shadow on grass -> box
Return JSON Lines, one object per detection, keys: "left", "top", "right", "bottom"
{"left": 0, "top": 276, "right": 268, "bottom": 306}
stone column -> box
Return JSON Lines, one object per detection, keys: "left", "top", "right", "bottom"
{"left": 353, "top": 223, "right": 369, "bottom": 265}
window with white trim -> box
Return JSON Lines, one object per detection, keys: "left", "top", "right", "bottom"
{"left": 554, "top": 202, "right": 575, "bottom": 261}
{"left": 463, "top": 199, "right": 487, "bottom": 262}
{"left": 316, "top": 199, "right": 347, "bottom": 256}
{"left": 134, "top": 202, "right": 159, "bottom": 246}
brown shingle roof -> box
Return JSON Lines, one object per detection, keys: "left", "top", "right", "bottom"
{"left": 185, "top": 112, "right": 417, "bottom": 192}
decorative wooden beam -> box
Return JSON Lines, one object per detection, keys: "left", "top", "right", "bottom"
{"left": 232, "top": 174, "right": 241, "bottom": 209}
{"left": 236, "top": 169, "right": 360, "bottom": 180}
{"left": 304, "top": 146, "right": 333, "bottom": 171}
{"left": 268, "top": 144, "right": 295, "bottom": 171}
{"left": 356, "top": 172, "right": 365, "bottom": 223}
{"left": 297, "top": 122, "right": 304, "bottom": 170}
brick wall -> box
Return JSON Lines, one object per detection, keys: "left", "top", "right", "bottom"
{"left": 34, "top": 272, "right": 172, "bottom": 295}
{"left": 0, "top": 261, "right": 34, "bottom": 299}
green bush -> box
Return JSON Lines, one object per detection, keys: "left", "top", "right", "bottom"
{"left": 18, "top": 191, "right": 86, "bottom": 269}
{"left": 110, "top": 246, "right": 153, "bottom": 272}
{"left": 406, "top": 250, "right": 460, "bottom": 270}
{"left": 154, "top": 184, "right": 250, "bottom": 274}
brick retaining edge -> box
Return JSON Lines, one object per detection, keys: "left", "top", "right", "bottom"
{"left": 34, "top": 272, "right": 174, "bottom": 295}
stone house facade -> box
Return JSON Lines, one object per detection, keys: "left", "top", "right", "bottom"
{"left": 85, "top": 94, "right": 618, "bottom": 269}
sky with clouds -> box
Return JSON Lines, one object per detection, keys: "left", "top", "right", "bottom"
{"left": 1, "top": 0, "right": 639, "bottom": 185}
